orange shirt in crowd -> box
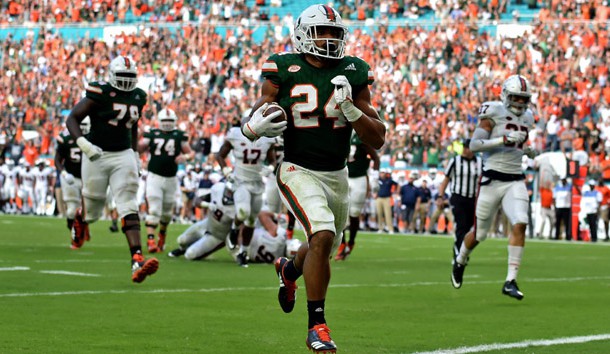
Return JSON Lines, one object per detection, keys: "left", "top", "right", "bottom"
{"left": 23, "top": 144, "right": 39, "bottom": 166}
{"left": 540, "top": 187, "right": 553, "bottom": 209}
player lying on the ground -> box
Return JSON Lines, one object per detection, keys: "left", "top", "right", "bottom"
{"left": 168, "top": 179, "right": 301, "bottom": 262}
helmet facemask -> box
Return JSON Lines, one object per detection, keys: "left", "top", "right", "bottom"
{"left": 297, "top": 25, "right": 347, "bottom": 59}
{"left": 109, "top": 56, "right": 138, "bottom": 92}
{"left": 293, "top": 5, "right": 348, "bottom": 60}
{"left": 110, "top": 71, "right": 138, "bottom": 91}
{"left": 504, "top": 93, "right": 531, "bottom": 116}
{"left": 501, "top": 75, "right": 532, "bottom": 116}
{"left": 158, "top": 109, "right": 177, "bottom": 131}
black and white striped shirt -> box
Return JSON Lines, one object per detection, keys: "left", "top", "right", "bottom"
{"left": 444, "top": 155, "right": 482, "bottom": 198}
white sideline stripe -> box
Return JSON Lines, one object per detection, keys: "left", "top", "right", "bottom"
{"left": 0, "top": 275, "right": 608, "bottom": 298}
{"left": 39, "top": 270, "right": 101, "bottom": 277}
{"left": 0, "top": 266, "right": 30, "bottom": 271}
{"left": 412, "top": 333, "right": 610, "bottom": 354}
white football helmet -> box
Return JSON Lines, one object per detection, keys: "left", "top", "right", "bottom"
{"left": 285, "top": 238, "right": 302, "bottom": 258}
{"left": 80, "top": 116, "right": 91, "bottom": 135}
{"left": 108, "top": 56, "right": 138, "bottom": 91}
{"left": 6, "top": 159, "right": 15, "bottom": 170}
{"left": 158, "top": 108, "right": 177, "bottom": 131}
{"left": 293, "top": 4, "right": 347, "bottom": 60}
{"left": 222, "top": 176, "right": 236, "bottom": 206}
{"left": 501, "top": 75, "right": 532, "bottom": 116}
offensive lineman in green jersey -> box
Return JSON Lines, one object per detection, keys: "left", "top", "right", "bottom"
{"left": 241, "top": 4, "right": 385, "bottom": 352}
{"left": 138, "top": 108, "right": 194, "bottom": 253}
{"left": 335, "top": 132, "right": 380, "bottom": 261}
{"left": 55, "top": 117, "right": 90, "bottom": 249}
{"left": 66, "top": 55, "right": 159, "bottom": 283}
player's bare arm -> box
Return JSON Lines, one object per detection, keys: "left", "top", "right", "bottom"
{"left": 265, "top": 145, "right": 277, "bottom": 169}
{"left": 216, "top": 141, "right": 233, "bottom": 169}
{"left": 258, "top": 210, "right": 279, "bottom": 237}
{"left": 363, "top": 142, "right": 381, "bottom": 170}
{"left": 175, "top": 141, "right": 195, "bottom": 164}
{"left": 349, "top": 87, "right": 385, "bottom": 149}
{"left": 438, "top": 176, "right": 450, "bottom": 197}
{"left": 54, "top": 150, "right": 65, "bottom": 173}
{"left": 137, "top": 138, "right": 150, "bottom": 154}
{"left": 66, "top": 98, "right": 96, "bottom": 139}
{"left": 67, "top": 98, "right": 103, "bottom": 161}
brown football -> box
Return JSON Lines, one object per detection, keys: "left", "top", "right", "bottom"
{"left": 263, "top": 102, "right": 287, "bottom": 123}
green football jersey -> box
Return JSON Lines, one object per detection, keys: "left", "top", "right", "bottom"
{"left": 144, "top": 129, "right": 188, "bottom": 177}
{"left": 261, "top": 53, "right": 373, "bottom": 171}
{"left": 347, "top": 133, "right": 370, "bottom": 178}
{"left": 56, "top": 132, "right": 82, "bottom": 178}
{"left": 85, "top": 81, "right": 147, "bottom": 151}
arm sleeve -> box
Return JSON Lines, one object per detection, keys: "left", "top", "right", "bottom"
{"left": 469, "top": 127, "right": 504, "bottom": 152}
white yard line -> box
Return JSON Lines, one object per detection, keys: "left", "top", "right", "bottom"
{"left": 1, "top": 275, "right": 608, "bottom": 298}
{"left": 0, "top": 266, "right": 30, "bottom": 271}
{"left": 39, "top": 270, "right": 101, "bottom": 277}
{"left": 412, "top": 333, "right": 610, "bottom": 354}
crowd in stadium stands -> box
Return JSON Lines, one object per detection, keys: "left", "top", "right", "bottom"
{"left": 2, "top": 2, "right": 610, "bottom": 231}
{"left": 2, "top": 1, "right": 607, "bottom": 25}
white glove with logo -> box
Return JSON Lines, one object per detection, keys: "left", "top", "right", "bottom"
{"left": 241, "top": 103, "right": 288, "bottom": 141}
{"left": 503, "top": 131, "right": 527, "bottom": 145}
{"left": 331, "top": 75, "right": 363, "bottom": 122}
{"left": 61, "top": 170, "right": 74, "bottom": 185}
{"left": 76, "top": 137, "right": 102, "bottom": 161}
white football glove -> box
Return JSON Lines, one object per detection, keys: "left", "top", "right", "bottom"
{"left": 241, "top": 103, "right": 288, "bottom": 141}
{"left": 222, "top": 166, "right": 233, "bottom": 177}
{"left": 503, "top": 131, "right": 527, "bottom": 145}
{"left": 61, "top": 170, "right": 74, "bottom": 185}
{"left": 523, "top": 146, "right": 538, "bottom": 159}
{"left": 331, "top": 75, "right": 363, "bottom": 122}
{"left": 76, "top": 137, "right": 102, "bottom": 161}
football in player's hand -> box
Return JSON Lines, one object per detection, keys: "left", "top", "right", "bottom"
{"left": 263, "top": 103, "right": 287, "bottom": 123}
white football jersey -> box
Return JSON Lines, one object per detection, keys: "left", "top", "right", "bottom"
{"left": 1, "top": 165, "right": 18, "bottom": 186}
{"left": 33, "top": 167, "right": 54, "bottom": 188}
{"left": 206, "top": 182, "right": 237, "bottom": 239}
{"left": 248, "top": 227, "right": 286, "bottom": 264}
{"left": 225, "top": 127, "right": 275, "bottom": 183}
{"left": 19, "top": 168, "right": 35, "bottom": 188}
{"left": 477, "top": 101, "right": 535, "bottom": 175}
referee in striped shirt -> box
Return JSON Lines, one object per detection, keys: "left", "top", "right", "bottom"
{"left": 439, "top": 139, "right": 482, "bottom": 259}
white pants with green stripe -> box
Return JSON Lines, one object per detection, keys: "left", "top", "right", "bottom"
{"left": 276, "top": 161, "right": 348, "bottom": 253}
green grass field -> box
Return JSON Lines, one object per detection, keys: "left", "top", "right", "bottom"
{"left": 1, "top": 214, "right": 609, "bottom": 354}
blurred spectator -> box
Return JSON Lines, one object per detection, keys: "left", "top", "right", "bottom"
{"left": 375, "top": 168, "right": 398, "bottom": 234}
{"left": 581, "top": 179, "right": 602, "bottom": 242}
{"left": 399, "top": 172, "right": 419, "bottom": 233}
{"left": 553, "top": 178, "right": 572, "bottom": 241}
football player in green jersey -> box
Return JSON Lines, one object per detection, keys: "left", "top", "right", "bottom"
{"left": 138, "top": 108, "right": 194, "bottom": 253}
{"left": 242, "top": 4, "right": 385, "bottom": 352}
{"left": 335, "top": 132, "right": 380, "bottom": 261}
{"left": 55, "top": 117, "right": 90, "bottom": 249}
{"left": 66, "top": 56, "right": 159, "bottom": 283}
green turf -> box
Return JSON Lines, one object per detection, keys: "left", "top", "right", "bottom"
{"left": 0, "top": 215, "right": 609, "bottom": 353}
